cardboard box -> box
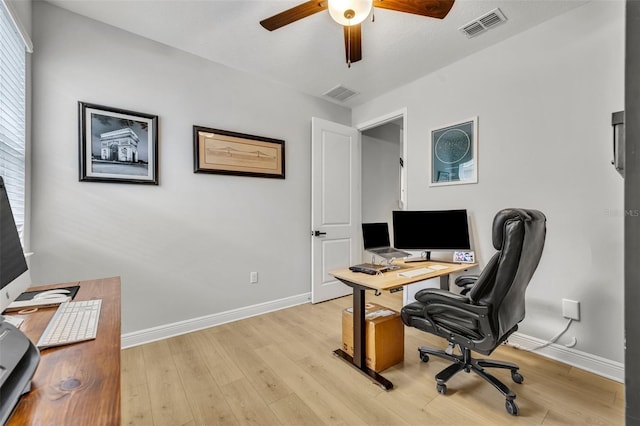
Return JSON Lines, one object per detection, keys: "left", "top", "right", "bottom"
{"left": 341, "top": 302, "right": 404, "bottom": 372}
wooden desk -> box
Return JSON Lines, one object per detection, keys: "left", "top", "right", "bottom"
{"left": 330, "top": 261, "right": 476, "bottom": 390}
{"left": 6, "top": 277, "right": 121, "bottom": 426}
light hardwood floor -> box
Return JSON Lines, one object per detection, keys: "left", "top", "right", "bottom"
{"left": 121, "top": 292, "right": 624, "bottom": 425}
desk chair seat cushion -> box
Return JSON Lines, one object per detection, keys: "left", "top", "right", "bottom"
{"left": 402, "top": 287, "right": 499, "bottom": 354}
{"left": 401, "top": 293, "right": 483, "bottom": 340}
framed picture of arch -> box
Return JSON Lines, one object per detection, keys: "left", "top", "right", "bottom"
{"left": 430, "top": 117, "right": 478, "bottom": 187}
{"left": 79, "top": 102, "right": 159, "bottom": 184}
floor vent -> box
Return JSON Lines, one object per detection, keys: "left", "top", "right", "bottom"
{"left": 323, "top": 85, "right": 359, "bottom": 102}
{"left": 459, "top": 8, "right": 507, "bottom": 38}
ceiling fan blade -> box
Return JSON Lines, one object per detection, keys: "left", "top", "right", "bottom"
{"left": 373, "top": 0, "right": 455, "bottom": 19}
{"left": 260, "top": 1, "right": 328, "bottom": 31}
{"left": 343, "top": 24, "right": 362, "bottom": 65}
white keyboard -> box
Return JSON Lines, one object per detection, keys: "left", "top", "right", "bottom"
{"left": 37, "top": 299, "right": 102, "bottom": 349}
{"left": 398, "top": 267, "right": 435, "bottom": 278}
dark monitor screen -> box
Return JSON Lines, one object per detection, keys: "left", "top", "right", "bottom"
{"left": 362, "top": 223, "right": 390, "bottom": 249}
{"left": 0, "top": 176, "right": 28, "bottom": 290}
{"left": 392, "top": 209, "right": 471, "bottom": 251}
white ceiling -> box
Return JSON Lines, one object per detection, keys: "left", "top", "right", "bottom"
{"left": 45, "top": 0, "right": 588, "bottom": 107}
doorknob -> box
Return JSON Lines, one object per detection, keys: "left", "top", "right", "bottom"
{"left": 312, "top": 230, "right": 327, "bottom": 237}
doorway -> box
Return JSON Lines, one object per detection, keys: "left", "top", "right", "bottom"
{"left": 357, "top": 109, "right": 407, "bottom": 262}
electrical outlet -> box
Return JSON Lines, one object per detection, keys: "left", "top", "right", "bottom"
{"left": 562, "top": 299, "right": 580, "bottom": 321}
{"left": 250, "top": 272, "right": 258, "bottom": 284}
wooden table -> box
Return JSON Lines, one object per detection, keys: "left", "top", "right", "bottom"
{"left": 330, "top": 261, "right": 477, "bottom": 390}
{"left": 5, "top": 277, "right": 121, "bottom": 426}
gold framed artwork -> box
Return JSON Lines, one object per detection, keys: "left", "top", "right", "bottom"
{"left": 193, "top": 126, "right": 285, "bottom": 179}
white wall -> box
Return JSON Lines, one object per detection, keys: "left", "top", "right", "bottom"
{"left": 361, "top": 123, "right": 401, "bottom": 225}
{"left": 31, "top": 2, "right": 350, "bottom": 334}
{"left": 353, "top": 1, "right": 625, "bottom": 363}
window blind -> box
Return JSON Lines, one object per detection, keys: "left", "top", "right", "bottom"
{"left": 0, "top": 1, "right": 26, "bottom": 238}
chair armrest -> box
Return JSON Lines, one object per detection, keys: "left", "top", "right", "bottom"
{"left": 414, "top": 288, "right": 489, "bottom": 316}
{"left": 454, "top": 275, "right": 479, "bottom": 287}
{"left": 415, "top": 288, "right": 467, "bottom": 303}
{"left": 453, "top": 275, "right": 479, "bottom": 296}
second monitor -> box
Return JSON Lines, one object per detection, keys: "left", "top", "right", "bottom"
{"left": 362, "top": 222, "right": 410, "bottom": 260}
{"left": 392, "top": 209, "right": 471, "bottom": 261}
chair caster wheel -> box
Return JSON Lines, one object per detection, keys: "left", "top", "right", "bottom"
{"left": 505, "top": 399, "right": 519, "bottom": 416}
{"left": 436, "top": 383, "right": 447, "bottom": 394}
{"left": 420, "top": 353, "right": 430, "bottom": 363}
{"left": 511, "top": 372, "right": 524, "bottom": 384}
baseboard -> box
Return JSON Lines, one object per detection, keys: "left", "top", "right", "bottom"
{"left": 506, "top": 332, "right": 624, "bottom": 383}
{"left": 121, "top": 292, "right": 311, "bottom": 349}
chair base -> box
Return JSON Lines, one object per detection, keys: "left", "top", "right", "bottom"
{"left": 418, "top": 345, "right": 523, "bottom": 416}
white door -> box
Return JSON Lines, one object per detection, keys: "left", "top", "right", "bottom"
{"left": 311, "top": 117, "right": 361, "bottom": 303}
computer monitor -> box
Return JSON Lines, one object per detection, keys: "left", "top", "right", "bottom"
{"left": 0, "top": 176, "right": 30, "bottom": 313}
{"left": 392, "top": 209, "right": 471, "bottom": 260}
{"left": 0, "top": 176, "right": 38, "bottom": 426}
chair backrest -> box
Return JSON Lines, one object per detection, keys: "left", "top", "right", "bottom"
{"left": 468, "top": 208, "right": 546, "bottom": 339}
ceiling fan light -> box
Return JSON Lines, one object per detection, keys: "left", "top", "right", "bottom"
{"left": 328, "top": 0, "right": 373, "bottom": 26}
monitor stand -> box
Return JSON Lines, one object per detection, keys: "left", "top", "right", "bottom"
{"left": 404, "top": 251, "right": 462, "bottom": 264}
{"left": 404, "top": 251, "right": 430, "bottom": 263}
{"left": 370, "top": 255, "right": 402, "bottom": 270}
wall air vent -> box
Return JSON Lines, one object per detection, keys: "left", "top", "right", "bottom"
{"left": 323, "top": 85, "right": 359, "bottom": 102}
{"left": 459, "top": 8, "right": 507, "bottom": 38}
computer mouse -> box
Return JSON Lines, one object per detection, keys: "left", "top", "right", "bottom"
{"left": 34, "top": 289, "right": 71, "bottom": 300}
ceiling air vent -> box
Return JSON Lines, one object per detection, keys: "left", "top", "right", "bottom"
{"left": 323, "top": 85, "right": 359, "bottom": 102}
{"left": 459, "top": 8, "right": 507, "bottom": 38}
{"left": 460, "top": 21, "right": 486, "bottom": 38}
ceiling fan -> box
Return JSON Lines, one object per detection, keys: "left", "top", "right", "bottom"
{"left": 260, "top": 0, "right": 455, "bottom": 67}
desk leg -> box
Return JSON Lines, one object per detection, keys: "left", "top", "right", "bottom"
{"left": 332, "top": 284, "right": 394, "bottom": 390}
{"left": 353, "top": 285, "right": 366, "bottom": 368}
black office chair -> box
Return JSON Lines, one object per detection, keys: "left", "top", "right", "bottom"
{"left": 400, "top": 208, "right": 546, "bottom": 416}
